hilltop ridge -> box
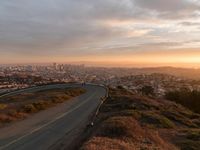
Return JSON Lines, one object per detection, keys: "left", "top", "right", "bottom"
{"left": 71, "top": 87, "right": 200, "bottom": 150}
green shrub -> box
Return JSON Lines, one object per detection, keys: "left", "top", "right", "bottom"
{"left": 165, "top": 89, "right": 200, "bottom": 113}
{"left": 140, "top": 112, "right": 175, "bottom": 128}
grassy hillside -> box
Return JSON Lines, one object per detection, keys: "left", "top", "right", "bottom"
{"left": 79, "top": 88, "right": 200, "bottom": 150}
{"left": 165, "top": 89, "right": 200, "bottom": 114}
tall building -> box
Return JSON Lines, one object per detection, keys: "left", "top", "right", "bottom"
{"left": 53, "top": 63, "right": 58, "bottom": 70}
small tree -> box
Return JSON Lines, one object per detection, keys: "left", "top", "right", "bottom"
{"left": 117, "top": 85, "right": 124, "bottom": 89}
{"left": 141, "top": 85, "right": 155, "bottom": 96}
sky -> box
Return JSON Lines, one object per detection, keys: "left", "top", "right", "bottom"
{"left": 0, "top": 0, "right": 200, "bottom": 67}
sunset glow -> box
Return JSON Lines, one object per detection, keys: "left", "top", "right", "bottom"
{"left": 0, "top": 0, "right": 200, "bottom": 67}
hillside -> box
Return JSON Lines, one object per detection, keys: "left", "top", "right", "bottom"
{"left": 129, "top": 67, "right": 200, "bottom": 80}
{"left": 77, "top": 88, "right": 200, "bottom": 150}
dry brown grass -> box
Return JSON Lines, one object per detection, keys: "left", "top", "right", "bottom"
{"left": 0, "top": 88, "right": 86, "bottom": 126}
{"left": 0, "top": 103, "right": 7, "bottom": 110}
{"left": 82, "top": 116, "right": 177, "bottom": 150}
{"left": 80, "top": 88, "right": 200, "bottom": 150}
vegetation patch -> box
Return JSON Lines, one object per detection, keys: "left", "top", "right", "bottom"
{"left": 165, "top": 89, "right": 200, "bottom": 114}
{"left": 162, "top": 110, "right": 198, "bottom": 128}
{"left": 0, "top": 103, "right": 7, "bottom": 110}
{"left": 140, "top": 112, "right": 175, "bottom": 128}
{"left": 97, "top": 117, "right": 132, "bottom": 139}
{"left": 79, "top": 88, "right": 200, "bottom": 150}
{"left": 186, "top": 130, "right": 200, "bottom": 141}
{"left": 118, "top": 109, "right": 141, "bottom": 119}
{"left": 174, "top": 130, "right": 200, "bottom": 150}
{"left": 0, "top": 87, "right": 86, "bottom": 126}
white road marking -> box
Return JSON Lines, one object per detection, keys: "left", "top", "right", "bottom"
{"left": 0, "top": 91, "right": 97, "bottom": 150}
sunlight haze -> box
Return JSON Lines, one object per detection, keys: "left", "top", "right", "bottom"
{"left": 0, "top": 0, "right": 200, "bottom": 67}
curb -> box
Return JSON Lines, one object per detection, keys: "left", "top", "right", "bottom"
{"left": 89, "top": 85, "right": 109, "bottom": 126}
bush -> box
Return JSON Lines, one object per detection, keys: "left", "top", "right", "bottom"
{"left": 23, "top": 104, "right": 37, "bottom": 113}
{"left": 32, "top": 101, "right": 50, "bottom": 110}
{"left": 0, "top": 103, "right": 7, "bottom": 110}
{"left": 98, "top": 117, "right": 131, "bottom": 138}
{"left": 140, "top": 86, "right": 155, "bottom": 96}
{"left": 140, "top": 112, "right": 175, "bottom": 128}
{"left": 165, "top": 89, "right": 200, "bottom": 113}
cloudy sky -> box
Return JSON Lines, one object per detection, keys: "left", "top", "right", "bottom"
{"left": 0, "top": 0, "right": 200, "bottom": 67}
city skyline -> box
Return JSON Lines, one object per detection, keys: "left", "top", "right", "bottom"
{"left": 0, "top": 0, "right": 200, "bottom": 67}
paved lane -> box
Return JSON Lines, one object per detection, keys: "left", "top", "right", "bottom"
{"left": 0, "top": 84, "right": 107, "bottom": 150}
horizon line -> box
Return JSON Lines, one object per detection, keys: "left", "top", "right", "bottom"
{"left": 1, "top": 62, "right": 200, "bottom": 69}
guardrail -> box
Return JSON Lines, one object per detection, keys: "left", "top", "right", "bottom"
{"left": 89, "top": 84, "right": 109, "bottom": 126}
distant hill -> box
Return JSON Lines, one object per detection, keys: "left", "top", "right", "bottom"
{"left": 93, "top": 66, "right": 200, "bottom": 79}
{"left": 129, "top": 67, "right": 200, "bottom": 79}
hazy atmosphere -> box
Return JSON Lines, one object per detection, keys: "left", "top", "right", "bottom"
{"left": 1, "top": 1, "right": 200, "bottom": 150}
{"left": 0, "top": 0, "right": 200, "bottom": 67}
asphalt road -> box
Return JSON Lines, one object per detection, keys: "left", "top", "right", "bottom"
{"left": 0, "top": 83, "right": 107, "bottom": 150}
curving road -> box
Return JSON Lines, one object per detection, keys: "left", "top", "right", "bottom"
{"left": 0, "top": 84, "right": 107, "bottom": 150}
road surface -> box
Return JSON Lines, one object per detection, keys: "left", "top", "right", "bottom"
{"left": 0, "top": 84, "right": 107, "bottom": 150}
